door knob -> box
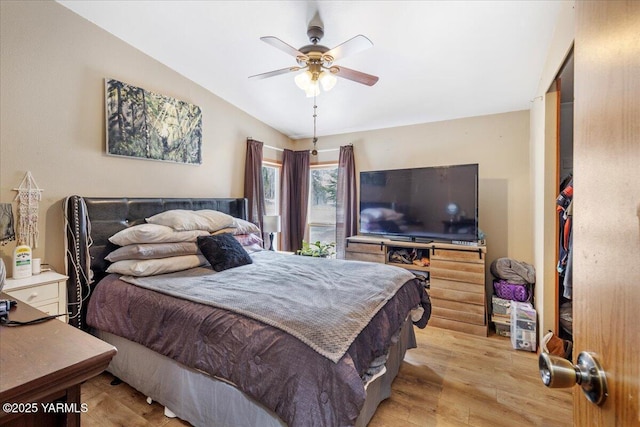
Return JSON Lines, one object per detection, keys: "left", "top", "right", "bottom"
{"left": 538, "top": 351, "right": 608, "bottom": 405}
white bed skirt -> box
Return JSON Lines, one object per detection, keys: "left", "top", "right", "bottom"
{"left": 95, "top": 320, "right": 416, "bottom": 427}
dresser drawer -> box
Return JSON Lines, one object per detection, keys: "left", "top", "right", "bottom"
{"left": 7, "top": 282, "right": 59, "bottom": 305}
{"left": 429, "top": 286, "right": 485, "bottom": 305}
{"left": 346, "top": 241, "right": 384, "bottom": 255}
{"left": 431, "top": 304, "right": 486, "bottom": 325}
{"left": 430, "top": 277, "right": 484, "bottom": 294}
{"left": 430, "top": 260, "right": 485, "bottom": 284}
{"left": 428, "top": 316, "right": 488, "bottom": 336}
{"left": 345, "top": 241, "right": 385, "bottom": 263}
{"left": 345, "top": 252, "right": 385, "bottom": 263}
{"left": 431, "top": 247, "right": 485, "bottom": 263}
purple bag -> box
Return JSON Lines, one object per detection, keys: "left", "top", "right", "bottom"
{"left": 493, "top": 279, "right": 531, "bottom": 302}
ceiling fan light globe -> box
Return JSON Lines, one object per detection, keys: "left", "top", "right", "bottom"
{"left": 304, "top": 82, "right": 320, "bottom": 97}
{"left": 319, "top": 72, "right": 337, "bottom": 91}
{"left": 294, "top": 71, "right": 312, "bottom": 90}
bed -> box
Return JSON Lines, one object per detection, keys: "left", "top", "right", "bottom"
{"left": 64, "top": 196, "right": 431, "bottom": 427}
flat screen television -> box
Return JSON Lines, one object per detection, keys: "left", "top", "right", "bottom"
{"left": 359, "top": 163, "right": 479, "bottom": 242}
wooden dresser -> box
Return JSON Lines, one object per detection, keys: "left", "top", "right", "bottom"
{"left": 0, "top": 292, "right": 116, "bottom": 426}
{"left": 346, "top": 235, "right": 487, "bottom": 336}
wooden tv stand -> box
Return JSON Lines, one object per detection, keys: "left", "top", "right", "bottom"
{"left": 345, "top": 235, "right": 487, "bottom": 336}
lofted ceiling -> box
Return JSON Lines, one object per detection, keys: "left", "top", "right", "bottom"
{"left": 57, "top": 1, "right": 566, "bottom": 140}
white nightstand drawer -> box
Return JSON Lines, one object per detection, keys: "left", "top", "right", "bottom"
{"left": 32, "top": 301, "right": 59, "bottom": 315}
{"left": 7, "top": 282, "right": 59, "bottom": 305}
{"left": 4, "top": 271, "right": 68, "bottom": 322}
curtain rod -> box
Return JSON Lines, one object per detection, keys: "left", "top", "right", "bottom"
{"left": 263, "top": 144, "right": 340, "bottom": 153}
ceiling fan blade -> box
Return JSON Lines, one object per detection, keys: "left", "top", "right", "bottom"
{"left": 325, "top": 35, "right": 373, "bottom": 61}
{"left": 249, "top": 66, "right": 301, "bottom": 80}
{"left": 332, "top": 66, "right": 379, "bottom": 86}
{"left": 260, "top": 36, "right": 307, "bottom": 60}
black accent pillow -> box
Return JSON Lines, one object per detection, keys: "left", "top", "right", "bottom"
{"left": 197, "top": 234, "right": 253, "bottom": 272}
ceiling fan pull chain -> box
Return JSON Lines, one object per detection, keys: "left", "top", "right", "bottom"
{"left": 312, "top": 96, "right": 318, "bottom": 156}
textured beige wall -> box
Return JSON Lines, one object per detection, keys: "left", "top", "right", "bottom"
{"left": 1, "top": 1, "right": 538, "bottom": 298}
{"left": 294, "top": 110, "right": 533, "bottom": 285}
{"left": 0, "top": 1, "right": 291, "bottom": 274}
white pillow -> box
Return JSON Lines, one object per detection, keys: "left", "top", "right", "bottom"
{"left": 109, "top": 224, "right": 210, "bottom": 246}
{"left": 106, "top": 255, "right": 207, "bottom": 277}
{"left": 233, "top": 234, "right": 263, "bottom": 246}
{"left": 242, "top": 243, "right": 264, "bottom": 254}
{"left": 232, "top": 218, "right": 261, "bottom": 234}
{"left": 146, "top": 209, "right": 234, "bottom": 232}
{"left": 213, "top": 218, "right": 261, "bottom": 235}
{"left": 105, "top": 242, "right": 199, "bottom": 262}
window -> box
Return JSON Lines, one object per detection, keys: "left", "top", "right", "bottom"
{"left": 308, "top": 164, "right": 338, "bottom": 245}
{"left": 262, "top": 162, "right": 280, "bottom": 250}
{"left": 262, "top": 163, "right": 280, "bottom": 217}
{"left": 262, "top": 161, "right": 337, "bottom": 249}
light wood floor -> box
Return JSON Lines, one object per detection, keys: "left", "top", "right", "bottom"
{"left": 80, "top": 326, "right": 573, "bottom": 426}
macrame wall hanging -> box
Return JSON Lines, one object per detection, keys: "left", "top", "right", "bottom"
{"left": 13, "top": 171, "right": 43, "bottom": 248}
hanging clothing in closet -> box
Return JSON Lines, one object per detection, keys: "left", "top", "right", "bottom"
{"left": 557, "top": 176, "right": 573, "bottom": 299}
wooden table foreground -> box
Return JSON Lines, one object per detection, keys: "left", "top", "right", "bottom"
{"left": 0, "top": 292, "right": 116, "bottom": 426}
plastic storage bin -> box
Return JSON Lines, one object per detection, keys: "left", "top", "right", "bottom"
{"left": 510, "top": 301, "right": 537, "bottom": 352}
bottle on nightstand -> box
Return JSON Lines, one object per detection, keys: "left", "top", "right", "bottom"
{"left": 12, "top": 244, "right": 32, "bottom": 279}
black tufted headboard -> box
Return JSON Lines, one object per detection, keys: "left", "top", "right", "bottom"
{"left": 64, "top": 196, "right": 248, "bottom": 329}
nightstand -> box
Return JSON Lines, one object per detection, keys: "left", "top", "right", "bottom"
{"left": 3, "top": 271, "right": 68, "bottom": 322}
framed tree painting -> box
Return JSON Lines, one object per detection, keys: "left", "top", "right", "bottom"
{"left": 105, "top": 78, "right": 202, "bottom": 164}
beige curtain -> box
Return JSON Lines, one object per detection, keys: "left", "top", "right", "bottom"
{"left": 336, "top": 145, "right": 357, "bottom": 258}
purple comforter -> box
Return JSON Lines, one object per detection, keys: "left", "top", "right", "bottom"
{"left": 87, "top": 273, "right": 430, "bottom": 426}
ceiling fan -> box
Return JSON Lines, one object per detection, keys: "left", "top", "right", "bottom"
{"left": 249, "top": 21, "right": 379, "bottom": 97}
